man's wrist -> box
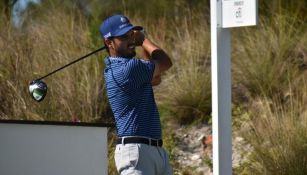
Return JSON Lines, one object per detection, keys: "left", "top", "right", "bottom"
{"left": 141, "top": 38, "right": 148, "bottom": 47}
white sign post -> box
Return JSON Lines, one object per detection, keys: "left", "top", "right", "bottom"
{"left": 210, "top": 0, "right": 257, "bottom": 174}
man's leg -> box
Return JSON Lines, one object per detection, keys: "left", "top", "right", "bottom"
{"left": 157, "top": 147, "right": 173, "bottom": 175}
{"left": 114, "top": 144, "right": 156, "bottom": 175}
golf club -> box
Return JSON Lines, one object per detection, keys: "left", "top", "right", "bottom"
{"left": 29, "top": 46, "right": 106, "bottom": 102}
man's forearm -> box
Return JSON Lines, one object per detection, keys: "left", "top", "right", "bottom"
{"left": 142, "top": 38, "right": 172, "bottom": 72}
{"left": 142, "top": 38, "right": 160, "bottom": 55}
{"left": 142, "top": 47, "right": 151, "bottom": 61}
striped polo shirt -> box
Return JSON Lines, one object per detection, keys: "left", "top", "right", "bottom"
{"left": 104, "top": 56, "right": 161, "bottom": 139}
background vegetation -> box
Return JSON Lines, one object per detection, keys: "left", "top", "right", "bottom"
{"left": 0, "top": 0, "right": 306, "bottom": 174}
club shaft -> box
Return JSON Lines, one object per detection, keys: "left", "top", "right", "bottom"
{"left": 36, "top": 46, "right": 106, "bottom": 81}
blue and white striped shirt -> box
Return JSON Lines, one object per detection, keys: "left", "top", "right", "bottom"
{"left": 104, "top": 56, "right": 161, "bottom": 139}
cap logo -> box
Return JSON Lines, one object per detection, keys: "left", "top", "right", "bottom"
{"left": 119, "top": 23, "right": 128, "bottom": 29}
{"left": 120, "top": 17, "right": 127, "bottom": 23}
{"left": 104, "top": 32, "right": 111, "bottom": 38}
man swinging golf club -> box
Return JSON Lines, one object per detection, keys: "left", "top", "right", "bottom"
{"left": 100, "top": 14, "right": 173, "bottom": 175}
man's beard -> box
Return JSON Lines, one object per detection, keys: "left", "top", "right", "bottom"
{"left": 116, "top": 47, "right": 136, "bottom": 58}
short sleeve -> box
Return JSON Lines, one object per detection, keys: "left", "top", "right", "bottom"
{"left": 123, "top": 59, "right": 155, "bottom": 88}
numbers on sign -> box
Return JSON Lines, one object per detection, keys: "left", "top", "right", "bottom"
{"left": 236, "top": 7, "right": 242, "bottom": 18}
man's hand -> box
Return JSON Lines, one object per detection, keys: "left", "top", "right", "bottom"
{"left": 133, "top": 30, "right": 145, "bottom": 46}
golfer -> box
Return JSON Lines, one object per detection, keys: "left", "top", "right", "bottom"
{"left": 100, "top": 14, "right": 173, "bottom": 175}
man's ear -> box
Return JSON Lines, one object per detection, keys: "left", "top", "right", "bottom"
{"left": 104, "top": 39, "right": 114, "bottom": 49}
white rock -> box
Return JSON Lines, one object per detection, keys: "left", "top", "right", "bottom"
{"left": 235, "top": 136, "right": 244, "bottom": 142}
{"left": 197, "top": 134, "right": 206, "bottom": 141}
{"left": 190, "top": 154, "right": 201, "bottom": 161}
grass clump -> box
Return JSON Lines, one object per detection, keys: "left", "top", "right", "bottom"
{"left": 156, "top": 14, "right": 211, "bottom": 125}
{"left": 237, "top": 82, "right": 307, "bottom": 174}
{"left": 232, "top": 13, "right": 306, "bottom": 100}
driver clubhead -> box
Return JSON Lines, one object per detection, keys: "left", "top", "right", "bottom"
{"left": 29, "top": 80, "right": 48, "bottom": 102}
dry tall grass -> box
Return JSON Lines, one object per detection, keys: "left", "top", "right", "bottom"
{"left": 239, "top": 82, "right": 307, "bottom": 174}
{"left": 151, "top": 14, "right": 212, "bottom": 125}
{"left": 232, "top": 13, "right": 306, "bottom": 100}
{"left": 232, "top": 8, "right": 307, "bottom": 174}
{"left": 0, "top": 7, "right": 111, "bottom": 122}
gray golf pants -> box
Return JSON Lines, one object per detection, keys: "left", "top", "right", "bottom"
{"left": 114, "top": 143, "right": 173, "bottom": 175}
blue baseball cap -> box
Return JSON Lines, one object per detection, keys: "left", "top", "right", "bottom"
{"left": 100, "top": 15, "right": 143, "bottom": 39}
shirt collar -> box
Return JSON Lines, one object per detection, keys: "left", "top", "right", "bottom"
{"left": 104, "top": 56, "right": 131, "bottom": 65}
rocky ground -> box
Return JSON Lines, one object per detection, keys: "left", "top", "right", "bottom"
{"left": 172, "top": 123, "right": 252, "bottom": 175}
